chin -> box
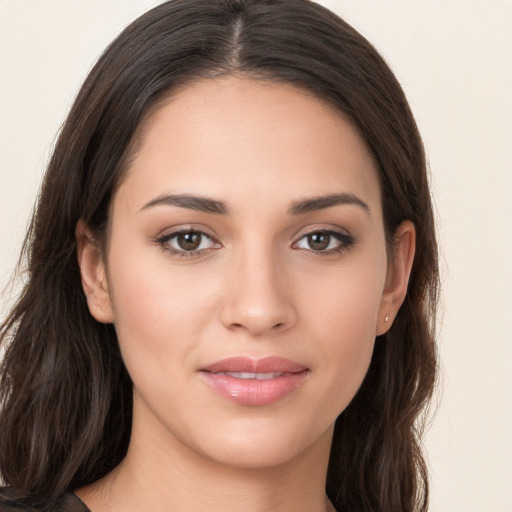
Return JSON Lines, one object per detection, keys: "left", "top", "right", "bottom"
{"left": 180, "top": 414, "right": 334, "bottom": 471}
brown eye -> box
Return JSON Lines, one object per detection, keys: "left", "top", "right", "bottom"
{"left": 158, "top": 230, "right": 218, "bottom": 255}
{"left": 177, "top": 232, "right": 203, "bottom": 251}
{"left": 294, "top": 230, "right": 354, "bottom": 253}
{"left": 307, "top": 233, "right": 330, "bottom": 251}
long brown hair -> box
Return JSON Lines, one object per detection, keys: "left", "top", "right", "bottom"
{"left": 0, "top": 1, "right": 438, "bottom": 510}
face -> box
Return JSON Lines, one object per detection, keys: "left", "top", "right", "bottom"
{"left": 81, "top": 76, "right": 410, "bottom": 470}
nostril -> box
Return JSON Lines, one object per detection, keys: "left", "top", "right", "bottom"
{"left": 221, "top": 300, "right": 297, "bottom": 335}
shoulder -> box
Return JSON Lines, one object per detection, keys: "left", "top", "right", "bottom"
{"left": 0, "top": 489, "right": 90, "bottom": 512}
{"left": 0, "top": 488, "right": 30, "bottom": 511}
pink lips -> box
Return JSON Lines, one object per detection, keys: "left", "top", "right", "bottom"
{"left": 200, "top": 356, "right": 309, "bottom": 407}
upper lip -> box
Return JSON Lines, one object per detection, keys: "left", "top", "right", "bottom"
{"left": 201, "top": 356, "right": 307, "bottom": 374}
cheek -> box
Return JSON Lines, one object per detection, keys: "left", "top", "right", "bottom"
{"left": 105, "top": 241, "right": 222, "bottom": 375}
{"left": 299, "top": 257, "right": 385, "bottom": 410}
{"left": 301, "top": 250, "right": 385, "bottom": 338}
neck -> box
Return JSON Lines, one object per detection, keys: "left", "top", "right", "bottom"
{"left": 77, "top": 398, "right": 335, "bottom": 512}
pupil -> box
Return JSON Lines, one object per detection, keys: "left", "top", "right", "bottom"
{"left": 308, "top": 233, "right": 330, "bottom": 250}
{"left": 178, "top": 232, "right": 201, "bottom": 250}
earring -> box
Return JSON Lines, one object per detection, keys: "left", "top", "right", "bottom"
{"left": 384, "top": 312, "right": 390, "bottom": 324}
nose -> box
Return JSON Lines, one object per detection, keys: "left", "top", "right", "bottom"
{"left": 220, "top": 248, "right": 297, "bottom": 336}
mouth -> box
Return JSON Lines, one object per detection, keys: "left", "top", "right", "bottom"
{"left": 199, "top": 356, "right": 310, "bottom": 407}
{"left": 212, "top": 371, "right": 289, "bottom": 380}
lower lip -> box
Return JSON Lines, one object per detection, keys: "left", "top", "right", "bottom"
{"left": 200, "top": 371, "right": 309, "bottom": 406}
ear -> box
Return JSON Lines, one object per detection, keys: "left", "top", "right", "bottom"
{"left": 76, "top": 219, "right": 114, "bottom": 323}
{"left": 376, "top": 220, "right": 416, "bottom": 336}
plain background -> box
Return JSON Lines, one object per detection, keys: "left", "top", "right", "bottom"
{"left": 1, "top": 1, "right": 511, "bottom": 510}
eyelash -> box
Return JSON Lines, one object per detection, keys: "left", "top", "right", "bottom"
{"left": 155, "top": 228, "right": 355, "bottom": 258}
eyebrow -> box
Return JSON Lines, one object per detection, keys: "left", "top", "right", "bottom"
{"left": 288, "top": 193, "right": 370, "bottom": 215}
{"left": 140, "top": 194, "right": 229, "bottom": 214}
{"left": 139, "top": 192, "right": 369, "bottom": 216}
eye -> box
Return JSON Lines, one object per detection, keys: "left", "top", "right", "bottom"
{"left": 293, "top": 230, "right": 354, "bottom": 253}
{"left": 157, "top": 229, "right": 219, "bottom": 256}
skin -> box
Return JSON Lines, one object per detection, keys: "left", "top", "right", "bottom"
{"left": 76, "top": 76, "right": 415, "bottom": 512}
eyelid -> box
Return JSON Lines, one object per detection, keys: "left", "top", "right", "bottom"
{"left": 153, "top": 222, "right": 217, "bottom": 239}
{"left": 293, "top": 223, "right": 351, "bottom": 237}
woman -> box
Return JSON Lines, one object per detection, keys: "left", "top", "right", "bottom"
{"left": 0, "top": 1, "right": 438, "bottom": 511}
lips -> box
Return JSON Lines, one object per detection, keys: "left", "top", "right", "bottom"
{"left": 200, "top": 356, "right": 309, "bottom": 407}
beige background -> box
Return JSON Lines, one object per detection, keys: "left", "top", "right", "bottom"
{"left": 1, "top": 1, "right": 511, "bottom": 510}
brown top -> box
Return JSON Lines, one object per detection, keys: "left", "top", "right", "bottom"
{"left": 0, "top": 489, "right": 90, "bottom": 512}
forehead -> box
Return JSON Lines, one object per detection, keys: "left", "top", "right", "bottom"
{"left": 117, "top": 76, "right": 381, "bottom": 215}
